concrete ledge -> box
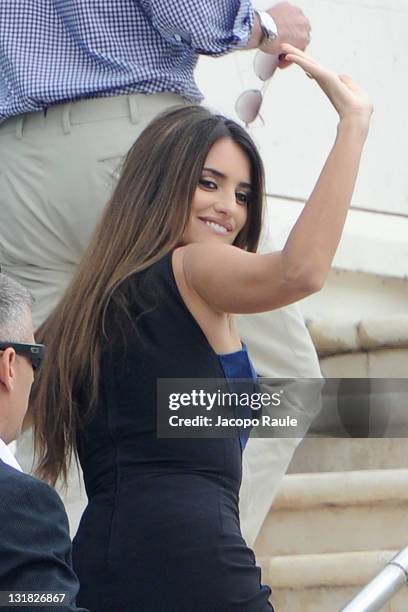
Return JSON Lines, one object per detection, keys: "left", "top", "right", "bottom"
{"left": 288, "top": 438, "right": 408, "bottom": 474}
{"left": 307, "top": 320, "right": 360, "bottom": 354}
{"left": 359, "top": 315, "right": 408, "bottom": 350}
{"left": 307, "top": 315, "right": 408, "bottom": 356}
{"left": 272, "top": 470, "right": 408, "bottom": 510}
{"left": 259, "top": 550, "right": 398, "bottom": 589}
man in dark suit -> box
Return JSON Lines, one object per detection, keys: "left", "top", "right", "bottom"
{"left": 0, "top": 273, "right": 87, "bottom": 611}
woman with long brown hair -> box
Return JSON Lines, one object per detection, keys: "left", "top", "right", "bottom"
{"left": 33, "top": 45, "right": 372, "bottom": 611}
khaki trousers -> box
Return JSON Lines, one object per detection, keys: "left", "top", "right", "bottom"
{"left": 0, "top": 93, "right": 321, "bottom": 546}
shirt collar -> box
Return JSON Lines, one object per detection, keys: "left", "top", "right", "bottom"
{"left": 0, "top": 438, "right": 23, "bottom": 472}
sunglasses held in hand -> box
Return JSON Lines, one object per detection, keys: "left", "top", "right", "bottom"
{"left": 235, "top": 51, "right": 281, "bottom": 125}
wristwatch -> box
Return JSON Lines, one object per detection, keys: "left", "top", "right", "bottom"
{"left": 254, "top": 9, "right": 278, "bottom": 50}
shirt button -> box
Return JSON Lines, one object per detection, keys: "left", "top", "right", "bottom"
{"left": 173, "top": 34, "right": 182, "bottom": 43}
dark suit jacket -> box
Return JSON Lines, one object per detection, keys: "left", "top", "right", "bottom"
{"left": 0, "top": 459, "right": 88, "bottom": 611}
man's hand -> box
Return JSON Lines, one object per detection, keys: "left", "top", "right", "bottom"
{"left": 266, "top": 2, "right": 311, "bottom": 67}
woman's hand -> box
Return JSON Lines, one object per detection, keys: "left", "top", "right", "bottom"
{"left": 281, "top": 43, "right": 373, "bottom": 130}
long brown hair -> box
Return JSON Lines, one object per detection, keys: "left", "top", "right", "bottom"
{"left": 33, "top": 105, "right": 265, "bottom": 485}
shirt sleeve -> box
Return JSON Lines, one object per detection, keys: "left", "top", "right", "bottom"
{"left": 138, "top": 0, "right": 254, "bottom": 56}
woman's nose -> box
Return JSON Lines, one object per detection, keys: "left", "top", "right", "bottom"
{"left": 213, "top": 192, "right": 236, "bottom": 214}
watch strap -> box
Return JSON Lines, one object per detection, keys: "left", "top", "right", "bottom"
{"left": 254, "top": 9, "right": 278, "bottom": 49}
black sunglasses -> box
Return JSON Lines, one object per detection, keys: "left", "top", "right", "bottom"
{"left": 0, "top": 342, "right": 46, "bottom": 371}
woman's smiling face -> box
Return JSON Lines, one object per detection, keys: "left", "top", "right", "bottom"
{"left": 181, "top": 137, "right": 252, "bottom": 246}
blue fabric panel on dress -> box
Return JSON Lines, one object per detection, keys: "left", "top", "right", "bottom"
{"left": 217, "top": 343, "right": 257, "bottom": 451}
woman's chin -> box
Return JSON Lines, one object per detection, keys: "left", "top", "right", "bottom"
{"left": 179, "top": 233, "right": 233, "bottom": 246}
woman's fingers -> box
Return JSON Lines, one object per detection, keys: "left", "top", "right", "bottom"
{"left": 280, "top": 43, "right": 319, "bottom": 66}
{"left": 279, "top": 44, "right": 326, "bottom": 79}
{"left": 282, "top": 52, "right": 329, "bottom": 83}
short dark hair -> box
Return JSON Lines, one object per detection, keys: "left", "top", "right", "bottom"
{"left": 0, "top": 273, "right": 33, "bottom": 342}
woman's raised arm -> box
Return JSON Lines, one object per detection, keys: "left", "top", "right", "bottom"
{"left": 180, "top": 44, "right": 373, "bottom": 314}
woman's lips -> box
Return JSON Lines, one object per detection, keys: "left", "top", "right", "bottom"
{"left": 198, "top": 217, "right": 231, "bottom": 235}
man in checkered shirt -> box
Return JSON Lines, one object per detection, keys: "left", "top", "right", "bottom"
{"left": 0, "top": 1, "right": 320, "bottom": 547}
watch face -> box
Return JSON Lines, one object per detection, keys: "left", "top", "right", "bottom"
{"left": 258, "top": 10, "right": 278, "bottom": 41}
{"left": 264, "top": 14, "right": 278, "bottom": 39}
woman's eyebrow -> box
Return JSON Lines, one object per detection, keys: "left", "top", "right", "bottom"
{"left": 202, "top": 167, "right": 252, "bottom": 189}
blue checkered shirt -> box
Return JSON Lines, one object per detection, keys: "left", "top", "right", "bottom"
{"left": 0, "top": 0, "right": 254, "bottom": 121}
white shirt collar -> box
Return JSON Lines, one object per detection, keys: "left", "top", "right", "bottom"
{"left": 0, "top": 438, "right": 23, "bottom": 472}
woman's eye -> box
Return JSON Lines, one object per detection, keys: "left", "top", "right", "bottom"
{"left": 199, "top": 178, "right": 217, "bottom": 189}
{"left": 236, "top": 192, "right": 250, "bottom": 205}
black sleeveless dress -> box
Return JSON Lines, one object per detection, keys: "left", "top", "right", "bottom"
{"left": 72, "top": 252, "right": 273, "bottom": 612}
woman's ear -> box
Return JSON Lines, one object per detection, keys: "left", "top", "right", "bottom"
{"left": 0, "top": 348, "right": 16, "bottom": 393}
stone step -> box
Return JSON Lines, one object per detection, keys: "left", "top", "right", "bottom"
{"left": 259, "top": 550, "right": 408, "bottom": 611}
{"left": 288, "top": 437, "right": 408, "bottom": 474}
{"left": 255, "top": 470, "right": 408, "bottom": 556}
